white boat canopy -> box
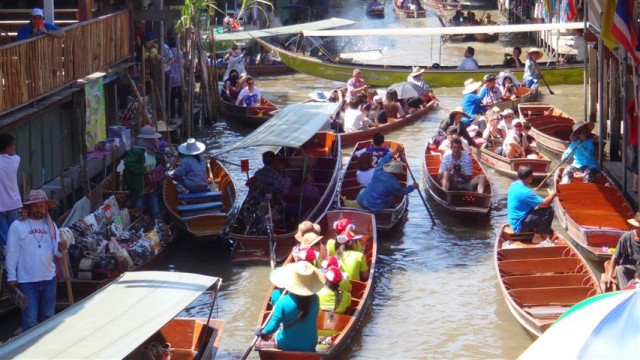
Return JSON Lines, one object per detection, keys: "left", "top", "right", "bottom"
{"left": 214, "top": 17, "right": 355, "bottom": 41}
{"left": 303, "top": 21, "right": 586, "bottom": 37}
{"left": 0, "top": 271, "right": 219, "bottom": 359}
{"left": 217, "top": 102, "right": 340, "bottom": 154}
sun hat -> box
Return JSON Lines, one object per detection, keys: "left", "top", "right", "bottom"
{"left": 527, "top": 48, "right": 544, "bottom": 58}
{"left": 321, "top": 255, "right": 339, "bottom": 270}
{"left": 627, "top": 212, "right": 640, "bottom": 227}
{"left": 31, "top": 8, "right": 44, "bottom": 16}
{"left": 333, "top": 218, "right": 355, "bottom": 234}
{"left": 324, "top": 266, "right": 343, "bottom": 285}
{"left": 156, "top": 121, "right": 168, "bottom": 132}
{"left": 309, "top": 90, "right": 330, "bottom": 102}
{"left": 410, "top": 66, "right": 426, "bottom": 77}
{"left": 500, "top": 108, "right": 515, "bottom": 117}
{"left": 298, "top": 232, "right": 324, "bottom": 247}
{"left": 298, "top": 247, "right": 318, "bottom": 263}
{"left": 570, "top": 121, "right": 595, "bottom": 141}
{"left": 483, "top": 74, "right": 496, "bottom": 82}
{"left": 462, "top": 78, "right": 482, "bottom": 95}
{"left": 295, "top": 221, "right": 321, "bottom": 241}
{"left": 23, "top": 189, "right": 58, "bottom": 209}
{"left": 270, "top": 261, "right": 325, "bottom": 296}
{"left": 383, "top": 160, "right": 406, "bottom": 175}
{"left": 137, "top": 125, "right": 162, "bottom": 139}
{"left": 449, "top": 106, "right": 470, "bottom": 118}
{"left": 498, "top": 71, "right": 518, "bottom": 88}
{"left": 178, "top": 138, "right": 206, "bottom": 156}
{"left": 337, "top": 229, "right": 363, "bottom": 244}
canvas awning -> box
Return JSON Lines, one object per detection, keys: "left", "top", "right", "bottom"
{"left": 0, "top": 271, "right": 219, "bottom": 359}
{"left": 214, "top": 17, "right": 355, "bottom": 42}
{"left": 217, "top": 102, "right": 340, "bottom": 154}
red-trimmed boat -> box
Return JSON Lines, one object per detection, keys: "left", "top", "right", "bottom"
{"left": 220, "top": 98, "right": 278, "bottom": 128}
{"left": 476, "top": 145, "right": 551, "bottom": 180}
{"left": 518, "top": 103, "right": 575, "bottom": 158}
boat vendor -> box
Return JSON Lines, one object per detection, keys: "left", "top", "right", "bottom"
{"left": 168, "top": 138, "right": 208, "bottom": 194}
{"left": 256, "top": 261, "right": 324, "bottom": 351}
{"left": 507, "top": 164, "right": 556, "bottom": 243}
{"left": 435, "top": 106, "right": 475, "bottom": 148}
{"left": 605, "top": 213, "right": 640, "bottom": 289}
{"left": 356, "top": 145, "right": 418, "bottom": 213}
{"left": 318, "top": 266, "right": 352, "bottom": 314}
{"left": 438, "top": 137, "right": 486, "bottom": 194}
{"left": 461, "top": 78, "right": 489, "bottom": 119}
{"left": 346, "top": 69, "right": 368, "bottom": 101}
{"left": 482, "top": 74, "right": 502, "bottom": 105}
{"left": 560, "top": 121, "right": 599, "bottom": 184}
{"left": 523, "top": 48, "right": 544, "bottom": 88}
{"left": 5, "top": 190, "right": 69, "bottom": 331}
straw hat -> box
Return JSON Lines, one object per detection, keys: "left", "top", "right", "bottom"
{"left": 383, "top": 160, "right": 406, "bottom": 174}
{"left": 156, "top": 121, "right": 168, "bottom": 132}
{"left": 324, "top": 266, "right": 343, "bottom": 285}
{"left": 309, "top": 90, "right": 330, "bottom": 102}
{"left": 569, "top": 121, "right": 595, "bottom": 141}
{"left": 497, "top": 72, "right": 518, "bottom": 88}
{"left": 527, "top": 48, "right": 544, "bottom": 58}
{"left": 462, "top": 78, "right": 482, "bottom": 95}
{"left": 23, "top": 189, "right": 58, "bottom": 209}
{"left": 269, "top": 261, "right": 325, "bottom": 296}
{"left": 298, "top": 232, "right": 324, "bottom": 247}
{"left": 295, "top": 221, "right": 321, "bottom": 241}
{"left": 449, "top": 106, "right": 469, "bottom": 118}
{"left": 500, "top": 108, "right": 515, "bottom": 117}
{"left": 410, "top": 66, "right": 426, "bottom": 77}
{"left": 627, "top": 212, "right": 640, "bottom": 227}
{"left": 137, "top": 125, "right": 162, "bottom": 139}
{"left": 178, "top": 138, "right": 206, "bottom": 155}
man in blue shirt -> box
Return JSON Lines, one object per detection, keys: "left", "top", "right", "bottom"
{"left": 461, "top": 78, "right": 490, "bottom": 119}
{"left": 16, "top": 8, "right": 65, "bottom": 41}
{"left": 355, "top": 132, "right": 390, "bottom": 166}
{"left": 561, "top": 121, "right": 599, "bottom": 183}
{"left": 507, "top": 165, "right": 556, "bottom": 242}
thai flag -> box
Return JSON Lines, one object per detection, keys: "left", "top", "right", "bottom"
{"left": 611, "top": 0, "right": 640, "bottom": 64}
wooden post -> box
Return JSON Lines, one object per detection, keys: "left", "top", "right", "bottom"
{"left": 609, "top": 60, "right": 620, "bottom": 161}
{"left": 78, "top": 0, "right": 93, "bottom": 22}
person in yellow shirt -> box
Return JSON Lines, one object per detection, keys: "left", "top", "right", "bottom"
{"left": 318, "top": 267, "right": 352, "bottom": 314}
{"left": 336, "top": 231, "right": 369, "bottom": 282}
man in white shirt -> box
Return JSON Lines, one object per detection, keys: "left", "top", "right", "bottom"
{"left": 458, "top": 46, "right": 479, "bottom": 70}
{"left": 0, "top": 134, "right": 21, "bottom": 253}
{"left": 6, "top": 190, "right": 68, "bottom": 331}
{"left": 236, "top": 76, "right": 262, "bottom": 107}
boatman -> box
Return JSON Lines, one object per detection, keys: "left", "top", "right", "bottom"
{"left": 523, "top": 48, "right": 544, "bottom": 88}
{"left": 507, "top": 165, "right": 556, "bottom": 243}
{"left": 605, "top": 213, "right": 640, "bottom": 289}
{"left": 346, "top": 69, "right": 368, "bottom": 101}
{"left": 560, "top": 121, "right": 599, "bottom": 184}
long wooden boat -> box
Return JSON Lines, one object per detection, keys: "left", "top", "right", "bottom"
{"left": 392, "top": 0, "right": 427, "bottom": 18}
{"left": 219, "top": 97, "right": 278, "bottom": 128}
{"left": 424, "top": 0, "right": 462, "bottom": 10}
{"left": 255, "top": 38, "right": 584, "bottom": 88}
{"left": 366, "top": 1, "right": 385, "bottom": 17}
{"left": 494, "top": 224, "right": 601, "bottom": 337}
{"left": 518, "top": 103, "right": 576, "bottom": 158}
{"left": 553, "top": 167, "right": 633, "bottom": 262}
{"left": 476, "top": 145, "right": 551, "bottom": 180}
{"left": 226, "top": 103, "right": 342, "bottom": 263}
{"left": 254, "top": 209, "right": 377, "bottom": 359}
{"left": 340, "top": 99, "right": 437, "bottom": 147}
{"left": 492, "top": 86, "right": 537, "bottom": 113}
{"left": 422, "top": 142, "right": 492, "bottom": 214}
{"left": 163, "top": 158, "right": 237, "bottom": 241}
{"left": 338, "top": 140, "right": 409, "bottom": 230}
{"left": 215, "top": 63, "right": 294, "bottom": 79}
{"left": 2, "top": 271, "right": 225, "bottom": 360}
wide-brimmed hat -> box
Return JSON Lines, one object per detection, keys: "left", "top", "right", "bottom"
{"left": 269, "top": 261, "right": 325, "bottom": 296}
{"left": 295, "top": 221, "right": 321, "bottom": 241}
{"left": 449, "top": 106, "right": 469, "bottom": 118}
{"left": 178, "top": 138, "right": 206, "bottom": 155}
{"left": 309, "top": 90, "right": 330, "bottom": 102}
{"left": 137, "top": 125, "right": 162, "bottom": 139}
{"left": 23, "top": 189, "right": 58, "bottom": 209}
{"left": 570, "top": 121, "right": 595, "bottom": 141}
{"left": 498, "top": 71, "right": 518, "bottom": 88}
{"left": 628, "top": 212, "right": 640, "bottom": 227}
{"left": 463, "top": 79, "right": 482, "bottom": 95}
{"left": 31, "top": 8, "right": 44, "bottom": 16}
{"left": 410, "top": 66, "right": 426, "bottom": 77}
{"left": 500, "top": 108, "right": 515, "bottom": 117}
{"left": 527, "top": 48, "right": 544, "bottom": 58}
{"left": 156, "top": 121, "right": 168, "bottom": 132}
{"left": 383, "top": 160, "right": 406, "bottom": 174}
{"left": 324, "top": 266, "right": 343, "bottom": 285}
{"left": 298, "top": 232, "right": 324, "bottom": 247}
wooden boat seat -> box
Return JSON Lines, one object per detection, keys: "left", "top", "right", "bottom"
{"left": 565, "top": 214, "right": 631, "bottom": 230}
{"left": 509, "top": 286, "right": 597, "bottom": 308}
{"left": 350, "top": 280, "right": 367, "bottom": 300}
{"left": 499, "top": 257, "right": 583, "bottom": 276}
{"left": 177, "top": 201, "right": 224, "bottom": 214}
{"left": 524, "top": 305, "right": 570, "bottom": 318}
{"left": 503, "top": 226, "right": 534, "bottom": 242}
{"left": 557, "top": 182, "right": 619, "bottom": 193}
{"left": 497, "top": 246, "right": 572, "bottom": 261}
{"left": 503, "top": 274, "right": 594, "bottom": 290}
{"left": 178, "top": 191, "right": 222, "bottom": 202}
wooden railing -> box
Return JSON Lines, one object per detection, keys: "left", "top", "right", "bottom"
{"left": 0, "top": 9, "right": 131, "bottom": 115}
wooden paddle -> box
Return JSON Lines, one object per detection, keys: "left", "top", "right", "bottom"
{"left": 195, "top": 278, "right": 222, "bottom": 360}
{"left": 401, "top": 153, "right": 436, "bottom": 225}
{"left": 206, "top": 157, "right": 217, "bottom": 192}
{"left": 240, "top": 289, "right": 289, "bottom": 360}
{"left": 62, "top": 250, "right": 74, "bottom": 305}
{"left": 265, "top": 195, "right": 277, "bottom": 270}
{"left": 534, "top": 144, "right": 579, "bottom": 190}
{"left": 531, "top": 59, "right": 555, "bottom": 95}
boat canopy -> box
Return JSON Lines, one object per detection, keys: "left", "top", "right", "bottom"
{"left": 218, "top": 102, "right": 340, "bottom": 154}
{"left": 303, "top": 21, "right": 586, "bottom": 37}
{"left": 0, "top": 271, "right": 219, "bottom": 359}
{"left": 214, "top": 17, "right": 355, "bottom": 41}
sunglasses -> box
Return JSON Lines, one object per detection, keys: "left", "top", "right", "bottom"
{"left": 247, "top": 81, "right": 255, "bottom": 85}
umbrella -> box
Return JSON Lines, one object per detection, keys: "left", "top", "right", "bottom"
{"left": 519, "top": 289, "right": 640, "bottom": 360}
{"left": 387, "top": 82, "right": 425, "bottom": 99}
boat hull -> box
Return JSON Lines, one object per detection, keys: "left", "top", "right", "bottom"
{"left": 215, "top": 63, "right": 293, "bottom": 79}
{"left": 219, "top": 98, "right": 278, "bottom": 128}
{"left": 493, "top": 87, "right": 537, "bottom": 113}
{"left": 392, "top": 1, "right": 426, "bottom": 18}
{"left": 476, "top": 146, "right": 551, "bottom": 180}
{"left": 519, "top": 103, "right": 575, "bottom": 157}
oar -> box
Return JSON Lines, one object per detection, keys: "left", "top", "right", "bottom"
{"left": 240, "top": 289, "right": 289, "bottom": 360}
{"left": 206, "top": 158, "right": 217, "bottom": 192}
{"left": 531, "top": 59, "right": 555, "bottom": 95}
{"left": 62, "top": 250, "right": 74, "bottom": 305}
{"left": 534, "top": 144, "right": 579, "bottom": 190}
{"left": 401, "top": 153, "right": 436, "bottom": 225}
{"left": 266, "top": 195, "right": 277, "bottom": 270}
{"left": 195, "top": 278, "right": 222, "bottom": 360}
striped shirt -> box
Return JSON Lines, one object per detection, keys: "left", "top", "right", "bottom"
{"left": 438, "top": 151, "right": 473, "bottom": 184}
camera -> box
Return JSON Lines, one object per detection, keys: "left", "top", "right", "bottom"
{"left": 453, "top": 164, "right": 462, "bottom": 172}
{"left": 504, "top": 53, "right": 512, "bottom": 58}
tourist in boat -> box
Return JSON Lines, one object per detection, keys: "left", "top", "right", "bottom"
{"left": 604, "top": 213, "right": 640, "bottom": 289}
{"left": 221, "top": 69, "right": 240, "bottom": 103}
{"left": 222, "top": 44, "right": 246, "bottom": 82}
{"left": 252, "top": 151, "right": 292, "bottom": 197}
{"left": 560, "top": 121, "right": 599, "bottom": 184}
{"left": 355, "top": 132, "right": 391, "bottom": 166}
{"left": 482, "top": 110, "right": 506, "bottom": 146}
{"left": 356, "top": 152, "right": 375, "bottom": 186}
{"left": 336, "top": 230, "right": 369, "bottom": 282}
{"left": 291, "top": 221, "right": 324, "bottom": 263}
{"left": 16, "top": 8, "right": 64, "bottom": 41}
{"left": 498, "top": 71, "right": 519, "bottom": 100}
{"left": 461, "top": 78, "right": 489, "bottom": 118}
{"left": 382, "top": 89, "right": 406, "bottom": 119}
{"left": 256, "top": 261, "right": 324, "bottom": 351}
{"left": 318, "top": 266, "right": 352, "bottom": 314}
{"left": 327, "top": 218, "right": 364, "bottom": 256}
{"left": 503, "top": 47, "right": 524, "bottom": 68}
{"left": 438, "top": 138, "right": 486, "bottom": 194}
{"left": 465, "top": 11, "right": 477, "bottom": 25}
{"left": 458, "top": 46, "right": 479, "bottom": 70}
{"left": 356, "top": 146, "right": 418, "bottom": 212}
{"left": 435, "top": 106, "right": 475, "bottom": 148}
{"left": 501, "top": 120, "right": 533, "bottom": 159}
{"left": 521, "top": 121, "right": 538, "bottom": 153}
{"left": 346, "top": 69, "right": 368, "bottom": 101}
{"left": 482, "top": 12, "right": 494, "bottom": 25}
{"left": 623, "top": 263, "right": 640, "bottom": 289}
{"left": 236, "top": 76, "right": 261, "bottom": 107}
{"left": 289, "top": 172, "right": 321, "bottom": 201}
{"left": 321, "top": 256, "right": 352, "bottom": 292}
{"left": 344, "top": 98, "right": 374, "bottom": 133}
{"left": 0, "top": 133, "right": 21, "bottom": 252}
{"left": 523, "top": 48, "right": 544, "bottom": 88}
{"left": 627, "top": 99, "right": 639, "bottom": 192}
{"left": 168, "top": 138, "right": 208, "bottom": 194}
{"left": 507, "top": 164, "right": 556, "bottom": 242}
{"left": 482, "top": 74, "right": 503, "bottom": 106}
{"left": 5, "top": 190, "right": 69, "bottom": 331}
{"left": 439, "top": 128, "right": 471, "bottom": 153}
{"left": 451, "top": 10, "right": 465, "bottom": 24}
{"left": 124, "top": 125, "right": 165, "bottom": 219}
{"left": 497, "top": 108, "right": 516, "bottom": 134}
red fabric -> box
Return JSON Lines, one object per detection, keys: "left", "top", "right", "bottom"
{"left": 612, "top": 0, "right": 640, "bottom": 64}
{"left": 627, "top": 99, "right": 638, "bottom": 146}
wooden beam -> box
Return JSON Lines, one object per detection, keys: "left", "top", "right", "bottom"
{"left": 133, "top": 9, "right": 181, "bottom": 22}
{"left": 78, "top": 0, "right": 93, "bottom": 21}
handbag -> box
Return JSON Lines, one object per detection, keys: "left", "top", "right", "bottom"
{"left": 143, "top": 165, "right": 166, "bottom": 186}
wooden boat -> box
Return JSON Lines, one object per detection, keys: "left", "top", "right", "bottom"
{"left": 215, "top": 63, "right": 294, "bottom": 79}
{"left": 518, "top": 103, "right": 576, "bottom": 158}
{"left": 2, "top": 271, "right": 225, "bottom": 360}
{"left": 439, "top": 17, "right": 499, "bottom": 43}
{"left": 340, "top": 99, "right": 437, "bottom": 147}
{"left": 492, "top": 86, "right": 538, "bottom": 113}
{"left": 392, "top": 0, "right": 427, "bottom": 18}
{"left": 476, "top": 145, "right": 551, "bottom": 180}
{"left": 553, "top": 167, "right": 633, "bottom": 261}
{"left": 254, "top": 210, "right": 377, "bottom": 359}
{"left": 226, "top": 103, "right": 342, "bottom": 263}
{"left": 254, "top": 38, "right": 584, "bottom": 88}
{"left": 422, "top": 142, "right": 492, "bottom": 214}
{"left": 424, "top": 0, "right": 463, "bottom": 10}
{"left": 366, "top": 1, "right": 385, "bottom": 17}
{"left": 219, "top": 97, "right": 278, "bottom": 128}
{"left": 163, "top": 158, "right": 237, "bottom": 241}
{"left": 338, "top": 140, "right": 409, "bottom": 230}
{"left": 494, "top": 224, "right": 601, "bottom": 337}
